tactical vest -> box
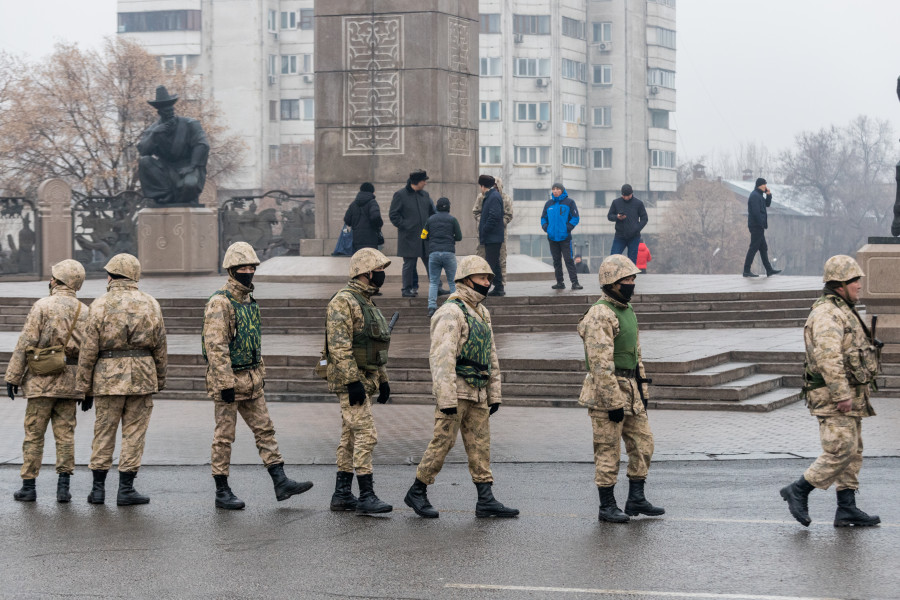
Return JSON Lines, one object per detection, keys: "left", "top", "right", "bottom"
{"left": 448, "top": 298, "right": 493, "bottom": 389}
{"left": 202, "top": 290, "right": 262, "bottom": 372}
{"left": 342, "top": 288, "right": 391, "bottom": 372}
{"left": 584, "top": 299, "right": 639, "bottom": 371}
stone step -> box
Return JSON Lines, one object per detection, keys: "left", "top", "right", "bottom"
{"left": 652, "top": 373, "right": 785, "bottom": 402}
{"left": 651, "top": 362, "right": 758, "bottom": 387}
{"left": 647, "top": 388, "right": 803, "bottom": 412}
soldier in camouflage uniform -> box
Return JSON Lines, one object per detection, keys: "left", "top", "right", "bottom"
{"left": 578, "top": 254, "right": 664, "bottom": 523}
{"left": 5, "top": 260, "right": 90, "bottom": 503}
{"left": 203, "top": 242, "right": 313, "bottom": 510}
{"left": 474, "top": 176, "right": 514, "bottom": 283}
{"left": 404, "top": 255, "right": 518, "bottom": 519}
{"left": 76, "top": 253, "right": 167, "bottom": 506}
{"left": 325, "top": 247, "right": 393, "bottom": 514}
{"left": 781, "top": 255, "right": 881, "bottom": 527}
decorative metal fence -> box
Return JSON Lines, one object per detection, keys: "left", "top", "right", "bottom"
{"left": 0, "top": 197, "right": 40, "bottom": 278}
{"left": 72, "top": 191, "right": 148, "bottom": 274}
{"left": 219, "top": 190, "right": 314, "bottom": 268}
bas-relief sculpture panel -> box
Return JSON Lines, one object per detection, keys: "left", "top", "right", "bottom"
{"left": 448, "top": 16, "right": 470, "bottom": 157}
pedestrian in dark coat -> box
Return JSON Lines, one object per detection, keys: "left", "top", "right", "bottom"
{"left": 390, "top": 169, "right": 435, "bottom": 297}
{"left": 478, "top": 174, "right": 505, "bottom": 296}
{"left": 742, "top": 178, "right": 782, "bottom": 277}
{"left": 607, "top": 184, "right": 648, "bottom": 264}
{"left": 344, "top": 183, "right": 384, "bottom": 252}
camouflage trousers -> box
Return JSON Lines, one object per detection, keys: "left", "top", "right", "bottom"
{"left": 336, "top": 393, "right": 377, "bottom": 475}
{"left": 212, "top": 394, "right": 283, "bottom": 476}
{"left": 20, "top": 397, "right": 77, "bottom": 479}
{"left": 89, "top": 395, "right": 153, "bottom": 472}
{"left": 475, "top": 238, "right": 507, "bottom": 283}
{"left": 589, "top": 407, "right": 654, "bottom": 487}
{"left": 804, "top": 415, "right": 864, "bottom": 491}
{"left": 416, "top": 400, "right": 493, "bottom": 485}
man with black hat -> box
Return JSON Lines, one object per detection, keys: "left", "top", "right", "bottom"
{"left": 137, "top": 85, "right": 210, "bottom": 205}
{"left": 477, "top": 175, "right": 506, "bottom": 296}
{"left": 390, "top": 169, "right": 435, "bottom": 297}
{"left": 607, "top": 184, "right": 648, "bottom": 265}
{"left": 742, "top": 178, "right": 782, "bottom": 277}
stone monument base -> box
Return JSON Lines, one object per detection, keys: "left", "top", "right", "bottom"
{"left": 857, "top": 240, "right": 900, "bottom": 343}
{"left": 137, "top": 206, "right": 218, "bottom": 275}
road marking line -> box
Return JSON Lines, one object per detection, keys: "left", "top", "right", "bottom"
{"left": 445, "top": 583, "right": 845, "bottom": 600}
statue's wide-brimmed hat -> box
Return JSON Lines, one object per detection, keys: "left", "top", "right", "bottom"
{"left": 148, "top": 85, "right": 179, "bottom": 108}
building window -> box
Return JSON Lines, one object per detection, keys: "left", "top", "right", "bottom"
{"left": 160, "top": 55, "right": 186, "bottom": 72}
{"left": 480, "top": 146, "right": 502, "bottom": 165}
{"left": 647, "top": 68, "right": 676, "bottom": 88}
{"left": 514, "top": 58, "right": 550, "bottom": 77}
{"left": 269, "top": 100, "right": 278, "bottom": 122}
{"left": 593, "top": 106, "right": 612, "bottom": 127}
{"left": 267, "top": 9, "right": 277, "bottom": 32}
{"left": 268, "top": 55, "right": 277, "bottom": 76}
{"left": 281, "top": 99, "right": 300, "bottom": 120}
{"left": 301, "top": 54, "right": 313, "bottom": 73}
{"left": 651, "top": 110, "right": 669, "bottom": 129}
{"left": 593, "top": 148, "right": 613, "bottom": 169}
{"left": 561, "top": 58, "right": 587, "bottom": 82}
{"left": 651, "top": 27, "right": 676, "bottom": 49}
{"left": 515, "top": 102, "right": 550, "bottom": 122}
{"left": 302, "top": 98, "right": 315, "bottom": 120}
{"left": 514, "top": 188, "right": 548, "bottom": 201}
{"left": 480, "top": 13, "right": 500, "bottom": 33}
{"left": 480, "top": 56, "right": 502, "bottom": 76}
{"left": 592, "top": 22, "right": 612, "bottom": 43}
{"left": 299, "top": 9, "right": 313, "bottom": 30}
{"left": 561, "top": 16, "right": 585, "bottom": 39}
{"left": 281, "top": 55, "right": 298, "bottom": 75}
{"left": 562, "top": 103, "right": 584, "bottom": 124}
{"left": 513, "top": 14, "right": 551, "bottom": 35}
{"left": 280, "top": 11, "right": 297, "bottom": 30}
{"left": 118, "top": 10, "right": 202, "bottom": 32}
{"left": 648, "top": 0, "right": 676, "bottom": 7}
{"left": 269, "top": 145, "right": 280, "bottom": 164}
{"left": 594, "top": 191, "right": 607, "bottom": 208}
{"left": 514, "top": 146, "right": 550, "bottom": 165}
{"left": 592, "top": 65, "right": 612, "bottom": 85}
{"left": 562, "top": 147, "right": 586, "bottom": 167}
{"left": 651, "top": 149, "right": 676, "bottom": 169}
{"left": 480, "top": 101, "right": 501, "bottom": 120}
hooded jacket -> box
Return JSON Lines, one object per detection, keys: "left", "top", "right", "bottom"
{"left": 344, "top": 191, "right": 384, "bottom": 251}
{"left": 541, "top": 191, "right": 580, "bottom": 242}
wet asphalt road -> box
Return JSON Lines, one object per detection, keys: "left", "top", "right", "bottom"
{"left": 1, "top": 459, "right": 898, "bottom": 600}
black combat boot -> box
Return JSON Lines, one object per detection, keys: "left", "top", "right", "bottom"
{"left": 834, "top": 488, "right": 881, "bottom": 527}
{"left": 87, "top": 469, "right": 107, "bottom": 504}
{"left": 355, "top": 473, "right": 392, "bottom": 514}
{"left": 13, "top": 478, "right": 36, "bottom": 502}
{"left": 780, "top": 476, "right": 814, "bottom": 527}
{"left": 598, "top": 485, "right": 630, "bottom": 523}
{"left": 57, "top": 473, "right": 72, "bottom": 503}
{"left": 404, "top": 478, "right": 439, "bottom": 518}
{"left": 330, "top": 471, "right": 358, "bottom": 512}
{"left": 117, "top": 471, "right": 150, "bottom": 506}
{"left": 475, "top": 482, "right": 519, "bottom": 518}
{"left": 267, "top": 463, "right": 313, "bottom": 501}
{"left": 624, "top": 479, "right": 665, "bottom": 516}
{"left": 214, "top": 474, "right": 245, "bottom": 510}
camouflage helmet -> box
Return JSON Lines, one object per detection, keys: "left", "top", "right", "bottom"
{"left": 349, "top": 247, "right": 391, "bottom": 278}
{"left": 823, "top": 255, "right": 865, "bottom": 283}
{"left": 598, "top": 254, "right": 641, "bottom": 286}
{"left": 50, "top": 259, "right": 86, "bottom": 292}
{"left": 104, "top": 253, "right": 141, "bottom": 282}
{"left": 454, "top": 255, "right": 494, "bottom": 283}
{"left": 222, "top": 242, "right": 260, "bottom": 269}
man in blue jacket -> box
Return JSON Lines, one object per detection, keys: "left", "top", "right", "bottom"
{"left": 742, "top": 177, "right": 782, "bottom": 278}
{"left": 541, "top": 183, "right": 582, "bottom": 290}
{"left": 478, "top": 175, "right": 506, "bottom": 296}
{"left": 607, "top": 184, "right": 648, "bottom": 264}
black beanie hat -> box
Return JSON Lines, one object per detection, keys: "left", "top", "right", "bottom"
{"left": 360, "top": 182, "right": 375, "bottom": 193}
{"left": 436, "top": 197, "right": 450, "bottom": 212}
{"left": 621, "top": 184, "right": 633, "bottom": 196}
{"left": 478, "top": 174, "right": 495, "bottom": 188}
{"left": 755, "top": 177, "right": 767, "bottom": 188}
{"left": 551, "top": 182, "right": 565, "bottom": 192}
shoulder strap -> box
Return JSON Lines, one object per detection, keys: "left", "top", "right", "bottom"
{"left": 63, "top": 302, "right": 82, "bottom": 349}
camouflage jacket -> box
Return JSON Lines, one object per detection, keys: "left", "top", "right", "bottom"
{"left": 325, "top": 279, "right": 388, "bottom": 395}
{"left": 473, "top": 189, "right": 514, "bottom": 228}
{"left": 76, "top": 280, "right": 167, "bottom": 396}
{"left": 577, "top": 292, "right": 648, "bottom": 413}
{"left": 430, "top": 284, "right": 501, "bottom": 409}
{"left": 803, "top": 292, "right": 877, "bottom": 418}
{"left": 202, "top": 278, "right": 266, "bottom": 401}
{"left": 4, "top": 285, "right": 90, "bottom": 399}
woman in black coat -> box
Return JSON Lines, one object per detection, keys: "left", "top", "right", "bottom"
{"left": 343, "top": 182, "right": 384, "bottom": 252}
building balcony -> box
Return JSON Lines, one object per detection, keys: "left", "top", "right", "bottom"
{"left": 648, "top": 127, "right": 676, "bottom": 147}
{"left": 647, "top": 86, "right": 676, "bottom": 111}
{"left": 647, "top": 46, "right": 676, "bottom": 70}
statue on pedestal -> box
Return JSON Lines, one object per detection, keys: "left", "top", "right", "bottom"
{"left": 137, "top": 85, "right": 210, "bottom": 206}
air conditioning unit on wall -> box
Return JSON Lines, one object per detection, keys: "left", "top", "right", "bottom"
{"left": 514, "top": 33, "right": 524, "bottom": 43}
{"left": 535, "top": 121, "right": 548, "bottom": 130}
{"left": 650, "top": 86, "right": 659, "bottom": 95}
{"left": 535, "top": 78, "right": 549, "bottom": 88}
{"left": 302, "top": 74, "right": 314, "bottom": 83}
{"left": 536, "top": 165, "right": 550, "bottom": 174}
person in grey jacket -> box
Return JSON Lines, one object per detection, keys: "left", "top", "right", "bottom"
{"left": 390, "top": 169, "right": 435, "bottom": 297}
{"left": 422, "top": 197, "right": 463, "bottom": 316}
{"left": 742, "top": 177, "right": 782, "bottom": 278}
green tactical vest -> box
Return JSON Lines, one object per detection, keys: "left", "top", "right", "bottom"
{"left": 448, "top": 298, "right": 493, "bottom": 389}
{"left": 341, "top": 288, "right": 391, "bottom": 372}
{"left": 202, "top": 290, "right": 262, "bottom": 372}
{"left": 584, "top": 299, "right": 639, "bottom": 371}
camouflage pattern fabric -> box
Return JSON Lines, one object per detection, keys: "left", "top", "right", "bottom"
{"left": 416, "top": 401, "right": 493, "bottom": 485}
{"left": 76, "top": 279, "right": 167, "bottom": 396}
{"left": 804, "top": 415, "right": 864, "bottom": 491}
{"left": 20, "top": 397, "right": 77, "bottom": 479}
{"left": 202, "top": 290, "right": 261, "bottom": 371}
{"left": 598, "top": 254, "right": 641, "bottom": 286}
{"left": 89, "top": 394, "right": 153, "bottom": 472}
{"left": 325, "top": 279, "right": 388, "bottom": 395}
{"left": 822, "top": 254, "right": 864, "bottom": 283}
{"left": 5, "top": 285, "right": 89, "bottom": 400}
{"left": 589, "top": 407, "right": 654, "bottom": 487}
{"left": 104, "top": 253, "right": 141, "bottom": 281}
{"left": 474, "top": 188, "right": 513, "bottom": 281}
{"left": 50, "top": 259, "right": 86, "bottom": 291}
{"left": 211, "top": 394, "right": 283, "bottom": 476}
{"left": 335, "top": 392, "right": 377, "bottom": 475}
{"left": 222, "top": 241, "right": 260, "bottom": 269}
{"left": 348, "top": 247, "right": 391, "bottom": 278}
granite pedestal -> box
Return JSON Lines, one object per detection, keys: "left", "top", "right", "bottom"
{"left": 857, "top": 237, "right": 900, "bottom": 343}
{"left": 136, "top": 206, "right": 218, "bottom": 275}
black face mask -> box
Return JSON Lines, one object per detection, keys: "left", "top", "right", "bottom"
{"left": 234, "top": 272, "right": 254, "bottom": 288}
{"left": 369, "top": 270, "right": 386, "bottom": 288}
{"left": 469, "top": 281, "right": 491, "bottom": 297}
{"left": 618, "top": 283, "right": 635, "bottom": 302}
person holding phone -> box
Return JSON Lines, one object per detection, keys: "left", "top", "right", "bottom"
{"left": 607, "top": 184, "right": 648, "bottom": 264}
{"left": 742, "top": 177, "right": 782, "bottom": 277}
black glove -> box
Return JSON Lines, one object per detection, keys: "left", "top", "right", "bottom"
{"left": 6, "top": 383, "right": 17, "bottom": 401}
{"left": 489, "top": 403, "right": 500, "bottom": 416}
{"left": 608, "top": 407, "right": 625, "bottom": 423}
{"left": 81, "top": 396, "right": 93, "bottom": 412}
{"left": 376, "top": 381, "right": 390, "bottom": 404}
{"left": 440, "top": 406, "right": 458, "bottom": 416}
{"left": 347, "top": 381, "right": 366, "bottom": 406}
{"left": 220, "top": 388, "right": 236, "bottom": 404}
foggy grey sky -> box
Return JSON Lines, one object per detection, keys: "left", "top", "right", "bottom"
{"left": 1, "top": 0, "right": 898, "bottom": 165}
